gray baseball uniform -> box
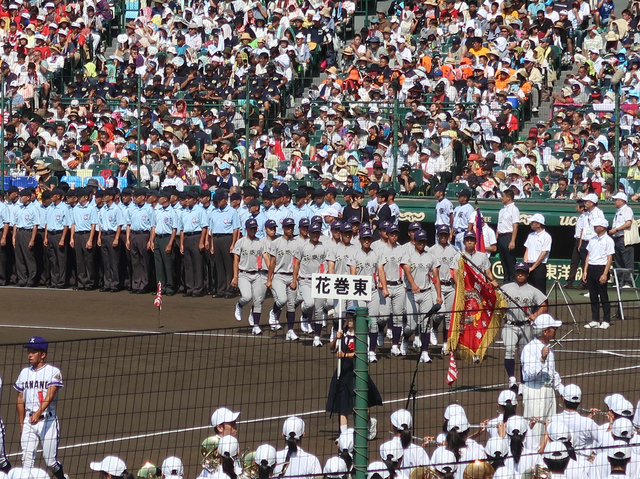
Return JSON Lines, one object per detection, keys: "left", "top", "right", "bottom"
{"left": 402, "top": 247, "right": 440, "bottom": 332}
{"left": 378, "top": 242, "right": 406, "bottom": 326}
{"left": 348, "top": 247, "right": 385, "bottom": 332}
{"left": 269, "top": 235, "right": 298, "bottom": 312}
{"left": 232, "top": 236, "right": 268, "bottom": 311}
{"left": 429, "top": 243, "right": 460, "bottom": 331}
{"left": 500, "top": 282, "right": 547, "bottom": 360}
{"left": 294, "top": 240, "right": 330, "bottom": 323}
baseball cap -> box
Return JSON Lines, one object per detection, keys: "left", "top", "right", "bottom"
{"left": 447, "top": 413, "right": 470, "bottom": 432}
{"left": 543, "top": 442, "right": 568, "bottom": 461}
{"left": 457, "top": 188, "right": 471, "bottom": 198}
{"left": 378, "top": 220, "right": 391, "bottom": 232}
{"left": 547, "top": 421, "right": 571, "bottom": 442}
{"left": 24, "top": 336, "right": 48, "bottom": 351}
{"left": 464, "top": 230, "right": 477, "bottom": 240}
{"left": 515, "top": 262, "right": 529, "bottom": 272}
{"left": 299, "top": 218, "right": 310, "bottom": 227}
{"left": 218, "top": 435, "right": 239, "bottom": 457}
{"left": 506, "top": 416, "right": 528, "bottom": 436}
{"left": 562, "top": 384, "right": 582, "bottom": 402}
{"left": 322, "top": 208, "right": 339, "bottom": 218}
{"left": 390, "top": 409, "right": 412, "bottom": 431}
{"left": 211, "top": 407, "right": 240, "bottom": 427}
{"left": 367, "top": 462, "right": 390, "bottom": 479}
{"left": 245, "top": 218, "right": 258, "bottom": 229}
{"left": 347, "top": 216, "right": 362, "bottom": 225}
{"left": 612, "top": 418, "right": 635, "bottom": 439}
{"left": 265, "top": 219, "right": 277, "bottom": 229}
{"left": 323, "top": 457, "right": 348, "bottom": 478}
{"left": 583, "top": 193, "right": 599, "bottom": 203}
{"left": 379, "top": 437, "right": 404, "bottom": 461}
{"left": 282, "top": 217, "right": 295, "bottom": 227}
{"left": 612, "top": 192, "right": 628, "bottom": 202}
{"left": 386, "top": 223, "right": 400, "bottom": 234}
{"left": 90, "top": 456, "right": 127, "bottom": 476}
{"left": 340, "top": 223, "right": 353, "bottom": 233}
{"left": 254, "top": 445, "right": 277, "bottom": 467}
{"left": 282, "top": 416, "right": 305, "bottom": 439}
{"left": 485, "top": 437, "right": 509, "bottom": 458}
{"left": 360, "top": 227, "right": 374, "bottom": 239}
{"left": 431, "top": 447, "right": 457, "bottom": 474}
{"left": 436, "top": 225, "right": 450, "bottom": 234}
{"left": 497, "top": 390, "right": 517, "bottom": 406}
{"left": 444, "top": 404, "right": 466, "bottom": 421}
{"left": 408, "top": 221, "right": 422, "bottom": 231}
{"left": 161, "top": 457, "right": 183, "bottom": 479}
{"left": 330, "top": 220, "right": 343, "bottom": 231}
{"left": 533, "top": 314, "right": 562, "bottom": 330}
{"left": 592, "top": 217, "right": 609, "bottom": 228}
{"left": 605, "top": 394, "right": 634, "bottom": 417}
{"left": 414, "top": 230, "right": 428, "bottom": 242}
{"left": 529, "top": 213, "right": 545, "bottom": 225}
{"left": 608, "top": 440, "right": 631, "bottom": 460}
{"left": 336, "top": 429, "right": 354, "bottom": 452}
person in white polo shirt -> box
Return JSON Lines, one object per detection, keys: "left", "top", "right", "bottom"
{"left": 583, "top": 217, "right": 614, "bottom": 330}
{"left": 523, "top": 213, "right": 552, "bottom": 294}
{"left": 521, "top": 314, "right": 564, "bottom": 447}
{"left": 497, "top": 189, "right": 520, "bottom": 283}
{"left": 541, "top": 442, "right": 571, "bottom": 479}
{"left": 273, "top": 417, "right": 322, "bottom": 479}
{"left": 601, "top": 441, "right": 634, "bottom": 479}
{"left": 581, "top": 193, "right": 605, "bottom": 246}
{"left": 609, "top": 192, "right": 636, "bottom": 289}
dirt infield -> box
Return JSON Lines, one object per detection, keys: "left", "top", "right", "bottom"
{"left": 0, "top": 286, "right": 639, "bottom": 479}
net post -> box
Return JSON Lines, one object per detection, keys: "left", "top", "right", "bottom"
{"left": 353, "top": 306, "right": 369, "bottom": 479}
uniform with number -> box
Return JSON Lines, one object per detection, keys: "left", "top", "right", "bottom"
{"left": 402, "top": 247, "right": 440, "bottom": 336}
{"left": 233, "top": 236, "right": 268, "bottom": 324}
{"left": 429, "top": 242, "right": 459, "bottom": 340}
{"left": 14, "top": 363, "right": 64, "bottom": 472}
{"left": 452, "top": 203, "right": 474, "bottom": 251}
{"left": 268, "top": 235, "right": 299, "bottom": 328}
{"left": 294, "top": 241, "right": 330, "bottom": 324}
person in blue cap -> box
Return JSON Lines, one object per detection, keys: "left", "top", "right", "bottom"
{"left": 209, "top": 189, "right": 240, "bottom": 299}
{"left": 180, "top": 190, "right": 208, "bottom": 297}
{"left": 126, "top": 188, "right": 155, "bottom": 294}
{"left": 70, "top": 188, "right": 99, "bottom": 290}
{"left": 231, "top": 218, "right": 270, "bottom": 335}
{"left": 14, "top": 336, "right": 66, "bottom": 479}
{"left": 12, "top": 188, "right": 40, "bottom": 287}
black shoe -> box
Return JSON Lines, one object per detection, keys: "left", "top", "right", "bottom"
{"left": 165, "top": 291, "right": 175, "bottom": 296}
{"left": 577, "top": 283, "right": 587, "bottom": 290}
{"left": 564, "top": 283, "right": 574, "bottom": 289}
{"left": 183, "top": 292, "right": 193, "bottom": 297}
{"left": 215, "top": 292, "right": 226, "bottom": 298}
{"left": 74, "top": 286, "right": 84, "bottom": 291}
{"left": 100, "top": 288, "right": 108, "bottom": 292}
{"left": 130, "top": 289, "right": 138, "bottom": 294}
{"left": 47, "top": 285, "right": 55, "bottom": 289}
{"left": 192, "top": 292, "right": 205, "bottom": 297}
{"left": 110, "top": 288, "right": 120, "bottom": 293}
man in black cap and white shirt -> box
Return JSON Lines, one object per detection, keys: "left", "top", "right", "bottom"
{"left": 523, "top": 213, "right": 552, "bottom": 294}
{"left": 583, "top": 217, "right": 614, "bottom": 330}
{"left": 609, "top": 192, "right": 636, "bottom": 289}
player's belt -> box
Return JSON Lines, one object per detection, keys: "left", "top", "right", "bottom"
{"left": 275, "top": 272, "right": 293, "bottom": 275}
{"left": 408, "top": 287, "right": 431, "bottom": 293}
{"left": 440, "top": 280, "right": 453, "bottom": 286}
{"left": 27, "top": 411, "right": 53, "bottom": 420}
{"left": 506, "top": 320, "right": 528, "bottom": 326}
{"left": 387, "top": 280, "right": 403, "bottom": 286}
{"left": 240, "top": 270, "right": 259, "bottom": 274}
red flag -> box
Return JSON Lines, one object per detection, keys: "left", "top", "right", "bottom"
{"left": 448, "top": 258, "right": 506, "bottom": 363}
{"left": 447, "top": 353, "right": 458, "bottom": 385}
{"left": 153, "top": 282, "right": 162, "bottom": 311}
{"left": 475, "top": 208, "right": 485, "bottom": 253}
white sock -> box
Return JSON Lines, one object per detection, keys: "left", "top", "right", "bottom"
{"left": 340, "top": 424, "right": 348, "bottom": 433}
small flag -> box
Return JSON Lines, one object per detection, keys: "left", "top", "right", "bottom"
{"left": 153, "top": 282, "right": 162, "bottom": 311}
{"left": 447, "top": 353, "right": 458, "bottom": 385}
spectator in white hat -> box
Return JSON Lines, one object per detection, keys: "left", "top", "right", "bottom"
{"left": 504, "top": 416, "right": 540, "bottom": 476}
{"left": 254, "top": 444, "right": 277, "bottom": 479}
{"left": 483, "top": 390, "right": 518, "bottom": 440}
{"left": 389, "top": 409, "right": 430, "bottom": 468}
{"left": 89, "top": 456, "right": 131, "bottom": 479}
{"left": 583, "top": 217, "right": 614, "bottom": 329}
{"left": 273, "top": 417, "right": 322, "bottom": 479}
{"left": 541, "top": 442, "right": 570, "bottom": 478}
{"left": 443, "top": 413, "right": 485, "bottom": 479}
{"left": 161, "top": 457, "right": 183, "bottom": 479}
{"left": 523, "top": 213, "right": 552, "bottom": 293}
{"left": 609, "top": 192, "right": 636, "bottom": 288}
{"left": 210, "top": 407, "right": 240, "bottom": 438}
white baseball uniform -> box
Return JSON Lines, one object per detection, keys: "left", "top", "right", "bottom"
{"left": 14, "top": 364, "right": 64, "bottom": 471}
{"left": 0, "top": 377, "right": 9, "bottom": 471}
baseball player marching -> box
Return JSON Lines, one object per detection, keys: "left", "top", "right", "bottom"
{"left": 14, "top": 336, "right": 66, "bottom": 479}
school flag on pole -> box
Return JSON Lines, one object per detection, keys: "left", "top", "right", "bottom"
{"left": 447, "top": 257, "right": 506, "bottom": 363}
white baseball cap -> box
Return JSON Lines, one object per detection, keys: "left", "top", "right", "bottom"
{"left": 547, "top": 421, "right": 571, "bottom": 442}
{"left": 506, "top": 416, "right": 528, "bottom": 436}
{"left": 592, "top": 217, "right": 609, "bottom": 228}
{"left": 447, "top": 413, "right": 470, "bottom": 432}
{"left": 529, "top": 213, "right": 545, "bottom": 225}
{"left": 431, "top": 447, "right": 457, "bottom": 474}
{"left": 367, "top": 462, "right": 390, "bottom": 479}
{"left": 211, "top": 407, "right": 240, "bottom": 427}
{"left": 254, "top": 445, "right": 277, "bottom": 467}
{"left": 612, "top": 418, "right": 635, "bottom": 439}
{"left": 282, "top": 416, "right": 305, "bottom": 439}
{"left": 218, "top": 435, "right": 239, "bottom": 457}
{"left": 390, "top": 409, "right": 412, "bottom": 431}
{"left": 612, "top": 192, "right": 628, "bottom": 202}
{"left": 485, "top": 437, "right": 509, "bottom": 458}
{"left": 605, "top": 394, "right": 634, "bottom": 417}
{"left": 562, "top": 384, "right": 582, "bottom": 402}
{"left": 379, "top": 437, "right": 404, "bottom": 461}
{"left": 89, "top": 456, "right": 127, "bottom": 476}
{"left": 608, "top": 440, "right": 631, "bottom": 460}
{"left": 533, "top": 313, "right": 562, "bottom": 330}
{"left": 8, "top": 469, "right": 48, "bottom": 479}
{"left": 583, "top": 193, "right": 599, "bottom": 203}
{"left": 161, "top": 457, "right": 184, "bottom": 479}
{"left": 336, "top": 428, "right": 354, "bottom": 452}
{"left": 497, "top": 390, "right": 517, "bottom": 406}
{"left": 323, "top": 457, "right": 348, "bottom": 478}
{"left": 444, "top": 403, "right": 467, "bottom": 421}
{"left": 543, "top": 441, "right": 569, "bottom": 461}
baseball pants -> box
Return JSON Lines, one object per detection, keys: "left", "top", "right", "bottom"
{"left": 272, "top": 273, "right": 297, "bottom": 312}
{"left": 21, "top": 416, "right": 62, "bottom": 472}
{"left": 432, "top": 285, "right": 455, "bottom": 333}
{"left": 405, "top": 288, "right": 435, "bottom": 334}
{"left": 298, "top": 278, "right": 324, "bottom": 323}
{"left": 354, "top": 291, "right": 381, "bottom": 333}
{"left": 100, "top": 232, "right": 121, "bottom": 290}
{"left": 454, "top": 232, "right": 465, "bottom": 251}
{"left": 153, "top": 235, "right": 175, "bottom": 294}
{"left": 0, "top": 416, "right": 8, "bottom": 470}
{"left": 522, "top": 384, "right": 555, "bottom": 447}
{"left": 498, "top": 234, "right": 517, "bottom": 283}
{"left": 238, "top": 271, "right": 267, "bottom": 311}
{"left": 379, "top": 284, "right": 406, "bottom": 321}
{"left": 74, "top": 231, "right": 96, "bottom": 289}
{"left": 15, "top": 229, "right": 37, "bottom": 287}
{"left": 183, "top": 233, "right": 204, "bottom": 295}
{"left": 502, "top": 323, "right": 533, "bottom": 360}
{"left": 130, "top": 232, "right": 150, "bottom": 292}
{"left": 586, "top": 264, "right": 611, "bottom": 324}
{"left": 614, "top": 237, "right": 634, "bottom": 288}
{"left": 46, "top": 232, "right": 66, "bottom": 289}
{"left": 213, "top": 234, "right": 233, "bottom": 294}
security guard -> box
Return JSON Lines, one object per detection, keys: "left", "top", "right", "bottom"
{"left": 36, "top": 190, "right": 51, "bottom": 287}
{"left": 126, "top": 188, "right": 155, "bottom": 294}
{"left": 209, "top": 190, "right": 240, "bottom": 298}
{"left": 181, "top": 191, "right": 208, "bottom": 297}
{"left": 43, "top": 189, "right": 69, "bottom": 289}
{"left": 379, "top": 223, "right": 408, "bottom": 356}
{"left": 232, "top": 218, "right": 269, "bottom": 335}
{"left": 429, "top": 225, "right": 460, "bottom": 354}
{"left": 150, "top": 190, "right": 178, "bottom": 295}
{"left": 267, "top": 217, "right": 298, "bottom": 338}
{"left": 500, "top": 262, "right": 548, "bottom": 390}
{"left": 291, "top": 190, "right": 312, "bottom": 236}
{"left": 401, "top": 229, "right": 442, "bottom": 363}
{"left": 98, "top": 187, "right": 125, "bottom": 292}
{"left": 0, "top": 190, "right": 11, "bottom": 286}
{"left": 70, "top": 188, "right": 98, "bottom": 290}
{"left": 497, "top": 189, "right": 520, "bottom": 283}
{"left": 267, "top": 190, "right": 292, "bottom": 235}
{"left": 348, "top": 226, "right": 388, "bottom": 363}
{"left": 451, "top": 189, "right": 475, "bottom": 251}
{"left": 583, "top": 217, "right": 615, "bottom": 330}
{"left": 292, "top": 222, "right": 330, "bottom": 346}
{"left": 12, "top": 188, "right": 39, "bottom": 287}
{"left": 198, "top": 190, "right": 216, "bottom": 295}
{"left": 118, "top": 186, "right": 135, "bottom": 291}
{"left": 523, "top": 213, "right": 552, "bottom": 294}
